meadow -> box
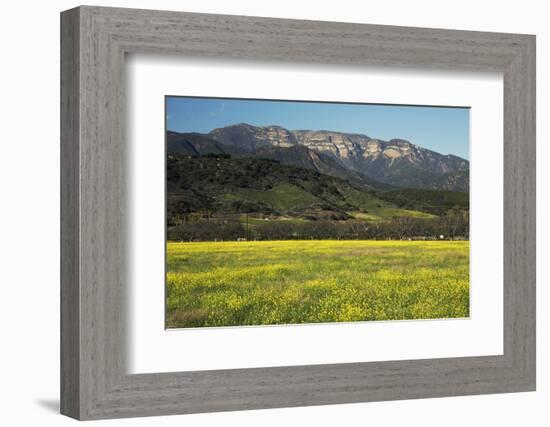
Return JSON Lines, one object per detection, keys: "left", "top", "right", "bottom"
{"left": 166, "top": 240, "right": 469, "bottom": 328}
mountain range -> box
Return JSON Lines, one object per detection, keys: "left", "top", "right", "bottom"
{"left": 167, "top": 123, "right": 469, "bottom": 192}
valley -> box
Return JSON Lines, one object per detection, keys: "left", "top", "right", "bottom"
{"left": 164, "top": 111, "right": 470, "bottom": 327}
{"left": 166, "top": 125, "right": 469, "bottom": 242}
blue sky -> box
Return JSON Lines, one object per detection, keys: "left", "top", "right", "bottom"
{"left": 166, "top": 96, "right": 470, "bottom": 160}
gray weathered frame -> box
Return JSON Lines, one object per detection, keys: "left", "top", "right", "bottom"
{"left": 60, "top": 5, "right": 536, "bottom": 420}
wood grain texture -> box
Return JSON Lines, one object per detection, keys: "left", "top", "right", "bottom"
{"left": 60, "top": 5, "right": 536, "bottom": 420}
{"left": 60, "top": 7, "right": 80, "bottom": 419}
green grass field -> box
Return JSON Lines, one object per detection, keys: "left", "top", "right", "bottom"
{"left": 166, "top": 240, "right": 469, "bottom": 328}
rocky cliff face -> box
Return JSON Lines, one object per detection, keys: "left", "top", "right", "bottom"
{"left": 207, "top": 123, "right": 469, "bottom": 191}
{"left": 209, "top": 124, "right": 297, "bottom": 151}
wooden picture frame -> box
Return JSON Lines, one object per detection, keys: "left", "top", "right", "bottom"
{"left": 60, "top": 5, "right": 536, "bottom": 420}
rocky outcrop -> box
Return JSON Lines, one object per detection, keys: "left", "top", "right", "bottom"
{"left": 206, "top": 123, "right": 469, "bottom": 191}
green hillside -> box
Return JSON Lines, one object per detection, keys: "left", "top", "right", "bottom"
{"left": 375, "top": 188, "right": 469, "bottom": 215}
{"left": 166, "top": 153, "right": 429, "bottom": 224}
{"left": 223, "top": 183, "right": 321, "bottom": 212}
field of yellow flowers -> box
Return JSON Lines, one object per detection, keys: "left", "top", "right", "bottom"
{"left": 166, "top": 240, "right": 469, "bottom": 328}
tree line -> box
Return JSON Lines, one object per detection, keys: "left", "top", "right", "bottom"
{"left": 167, "top": 211, "right": 469, "bottom": 242}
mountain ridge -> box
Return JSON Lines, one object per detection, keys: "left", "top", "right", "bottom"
{"left": 168, "top": 123, "right": 469, "bottom": 192}
{"left": 167, "top": 130, "right": 392, "bottom": 191}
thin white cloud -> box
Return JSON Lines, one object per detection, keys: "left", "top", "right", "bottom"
{"left": 210, "top": 102, "right": 226, "bottom": 117}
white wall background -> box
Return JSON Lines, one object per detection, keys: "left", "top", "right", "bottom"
{"left": 0, "top": 0, "right": 546, "bottom": 425}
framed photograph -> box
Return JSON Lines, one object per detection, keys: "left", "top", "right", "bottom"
{"left": 164, "top": 97, "right": 471, "bottom": 330}
{"left": 61, "top": 6, "right": 536, "bottom": 420}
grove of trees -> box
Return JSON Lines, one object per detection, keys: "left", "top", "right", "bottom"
{"left": 168, "top": 211, "right": 469, "bottom": 242}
